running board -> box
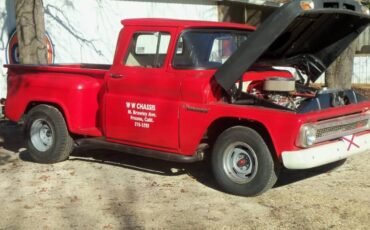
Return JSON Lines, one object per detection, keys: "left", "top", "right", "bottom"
{"left": 75, "top": 138, "right": 205, "bottom": 163}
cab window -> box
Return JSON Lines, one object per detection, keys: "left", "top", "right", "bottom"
{"left": 173, "top": 29, "right": 250, "bottom": 69}
{"left": 124, "top": 32, "right": 171, "bottom": 68}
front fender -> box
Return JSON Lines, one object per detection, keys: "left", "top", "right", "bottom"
{"left": 179, "top": 102, "right": 302, "bottom": 158}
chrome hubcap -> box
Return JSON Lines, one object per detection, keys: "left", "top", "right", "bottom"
{"left": 223, "top": 142, "right": 258, "bottom": 184}
{"left": 30, "top": 119, "right": 53, "bottom": 152}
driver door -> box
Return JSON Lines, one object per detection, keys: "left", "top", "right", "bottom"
{"left": 104, "top": 27, "right": 180, "bottom": 151}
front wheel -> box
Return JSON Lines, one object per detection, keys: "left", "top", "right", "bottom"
{"left": 212, "top": 126, "right": 279, "bottom": 196}
{"left": 24, "top": 105, "right": 73, "bottom": 163}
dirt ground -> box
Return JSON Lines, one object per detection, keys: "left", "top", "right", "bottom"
{"left": 0, "top": 120, "right": 370, "bottom": 230}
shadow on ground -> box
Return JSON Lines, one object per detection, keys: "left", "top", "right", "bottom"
{"left": 73, "top": 148, "right": 219, "bottom": 189}
{"left": 21, "top": 144, "right": 346, "bottom": 193}
{"left": 0, "top": 120, "right": 24, "bottom": 152}
{"left": 0, "top": 115, "right": 344, "bottom": 193}
{"left": 275, "top": 159, "right": 346, "bottom": 188}
{"left": 0, "top": 120, "right": 24, "bottom": 166}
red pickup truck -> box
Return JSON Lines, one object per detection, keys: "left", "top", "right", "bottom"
{"left": 3, "top": 0, "right": 370, "bottom": 196}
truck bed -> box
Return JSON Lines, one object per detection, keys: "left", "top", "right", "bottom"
{"left": 5, "top": 63, "right": 108, "bottom": 137}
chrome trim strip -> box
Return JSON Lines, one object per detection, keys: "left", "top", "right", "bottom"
{"left": 185, "top": 105, "right": 209, "bottom": 113}
{"left": 352, "top": 90, "right": 358, "bottom": 103}
{"left": 315, "top": 98, "right": 321, "bottom": 110}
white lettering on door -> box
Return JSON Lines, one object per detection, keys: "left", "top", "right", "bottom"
{"left": 125, "top": 101, "right": 157, "bottom": 129}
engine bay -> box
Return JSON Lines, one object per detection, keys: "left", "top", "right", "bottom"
{"left": 234, "top": 77, "right": 368, "bottom": 113}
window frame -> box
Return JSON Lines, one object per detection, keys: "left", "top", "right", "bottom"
{"left": 172, "top": 28, "right": 252, "bottom": 70}
{"left": 123, "top": 31, "right": 172, "bottom": 69}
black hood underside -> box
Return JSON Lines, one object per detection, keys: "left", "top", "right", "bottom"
{"left": 215, "top": 0, "right": 370, "bottom": 94}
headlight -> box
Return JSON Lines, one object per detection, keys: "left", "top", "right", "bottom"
{"left": 362, "top": 6, "right": 370, "bottom": 15}
{"left": 300, "top": 0, "right": 315, "bottom": 10}
{"left": 297, "top": 124, "right": 317, "bottom": 147}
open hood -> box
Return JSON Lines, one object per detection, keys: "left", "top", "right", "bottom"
{"left": 215, "top": 0, "right": 370, "bottom": 94}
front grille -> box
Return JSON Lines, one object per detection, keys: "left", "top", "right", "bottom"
{"left": 316, "top": 119, "right": 368, "bottom": 138}
{"left": 314, "top": 113, "right": 370, "bottom": 143}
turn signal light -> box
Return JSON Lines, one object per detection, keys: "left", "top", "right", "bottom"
{"left": 300, "top": 0, "right": 315, "bottom": 10}
{"left": 362, "top": 6, "right": 370, "bottom": 15}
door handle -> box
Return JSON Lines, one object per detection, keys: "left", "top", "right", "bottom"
{"left": 110, "top": 73, "right": 124, "bottom": 79}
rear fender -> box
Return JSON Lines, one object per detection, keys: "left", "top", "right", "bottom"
{"left": 5, "top": 73, "right": 103, "bottom": 136}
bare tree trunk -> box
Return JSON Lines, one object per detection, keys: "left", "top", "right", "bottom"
{"left": 15, "top": 0, "right": 47, "bottom": 64}
{"left": 325, "top": 41, "right": 357, "bottom": 89}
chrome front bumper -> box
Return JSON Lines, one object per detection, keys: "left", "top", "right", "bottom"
{"left": 282, "top": 132, "right": 370, "bottom": 169}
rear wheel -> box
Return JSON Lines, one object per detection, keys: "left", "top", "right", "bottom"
{"left": 212, "top": 126, "right": 279, "bottom": 196}
{"left": 24, "top": 105, "right": 73, "bottom": 163}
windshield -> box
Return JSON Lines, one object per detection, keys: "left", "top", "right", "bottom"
{"left": 173, "top": 29, "right": 250, "bottom": 69}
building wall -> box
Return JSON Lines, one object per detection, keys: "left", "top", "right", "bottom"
{"left": 0, "top": 0, "right": 218, "bottom": 99}
{"left": 0, "top": 0, "right": 16, "bottom": 100}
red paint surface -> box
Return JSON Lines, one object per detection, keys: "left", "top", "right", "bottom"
{"left": 4, "top": 19, "right": 370, "bottom": 161}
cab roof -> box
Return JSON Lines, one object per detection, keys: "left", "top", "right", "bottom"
{"left": 121, "top": 18, "right": 255, "bottom": 31}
